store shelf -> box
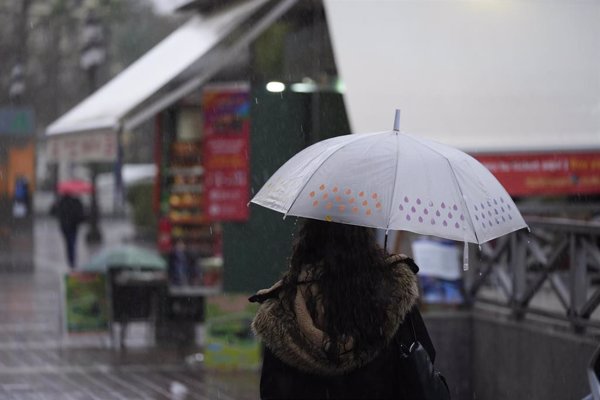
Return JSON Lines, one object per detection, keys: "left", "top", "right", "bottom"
{"left": 169, "top": 203, "right": 203, "bottom": 209}
{"left": 169, "top": 166, "right": 204, "bottom": 176}
{"left": 171, "top": 184, "right": 203, "bottom": 193}
{"left": 169, "top": 215, "right": 207, "bottom": 225}
{"left": 159, "top": 133, "right": 222, "bottom": 293}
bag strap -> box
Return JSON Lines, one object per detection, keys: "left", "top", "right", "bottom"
{"left": 408, "top": 311, "right": 418, "bottom": 344}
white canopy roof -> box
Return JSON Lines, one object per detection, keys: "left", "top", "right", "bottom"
{"left": 46, "top": 0, "right": 267, "bottom": 137}
{"left": 324, "top": 0, "right": 600, "bottom": 153}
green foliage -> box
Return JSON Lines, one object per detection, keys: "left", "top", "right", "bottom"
{"left": 126, "top": 181, "right": 157, "bottom": 235}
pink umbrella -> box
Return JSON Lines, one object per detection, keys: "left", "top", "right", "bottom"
{"left": 57, "top": 180, "right": 92, "bottom": 195}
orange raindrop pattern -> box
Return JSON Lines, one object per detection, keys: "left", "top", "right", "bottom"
{"left": 310, "top": 185, "right": 383, "bottom": 218}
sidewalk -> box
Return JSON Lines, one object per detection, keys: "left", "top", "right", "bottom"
{"left": 0, "top": 216, "right": 260, "bottom": 399}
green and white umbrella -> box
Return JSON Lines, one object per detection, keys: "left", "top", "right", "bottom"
{"left": 81, "top": 245, "right": 167, "bottom": 272}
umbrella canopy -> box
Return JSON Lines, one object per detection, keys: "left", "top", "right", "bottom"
{"left": 57, "top": 180, "right": 92, "bottom": 195}
{"left": 251, "top": 110, "right": 527, "bottom": 245}
{"left": 81, "top": 245, "right": 167, "bottom": 272}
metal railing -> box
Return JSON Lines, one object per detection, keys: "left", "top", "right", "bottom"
{"left": 465, "top": 216, "right": 600, "bottom": 332}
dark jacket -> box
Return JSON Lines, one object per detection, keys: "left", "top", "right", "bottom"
{"left": 251, "top": 255, "right": 437, "bottom": 400}
{"left": 51, "top": 195, "right": 85, "bottom": 233}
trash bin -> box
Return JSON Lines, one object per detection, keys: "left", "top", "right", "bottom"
{"left": 107, "top": 267, "right": 167, "bottom": 346}
{"left": 155, "top": 290, "right": 206, "bottom": 347}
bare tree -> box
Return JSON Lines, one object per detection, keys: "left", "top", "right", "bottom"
{"left": 1, "top": 0, "right": 183, "bottom": 141}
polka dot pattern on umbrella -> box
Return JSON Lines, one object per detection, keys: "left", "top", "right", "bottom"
{"left": 397, "top": 197, "right": 463, "bottom": 230}
{"left": 310, "top": 185, "right": 384, "bottom": 217}
{"left": 472, "top": 196, "right": 515, "bottom": 229}
{"left": 395, "top": 195, "right": 517, "bottom": 231}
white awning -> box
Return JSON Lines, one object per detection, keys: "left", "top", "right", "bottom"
{"left": 46, "top": 0, "right": 267, "bottom": 138}
{"left": 46, "top": 0, "right": 300, "bottom": 162}
{"left": 324, "top": 0, "right": 600, "bottom": 153}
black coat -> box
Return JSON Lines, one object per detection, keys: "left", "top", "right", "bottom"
{"left": 259, "top": 307, "right": 435, "bottom": 400}
{"left": 251, "top": 255, "right": 440, "bottom": 400}
{"left": 51, "top": 195, "right": 85, "bottom": 233}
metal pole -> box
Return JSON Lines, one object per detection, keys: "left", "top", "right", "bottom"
{"left": 85, "top": 66, "right": 103, "bottom": 244}
{"left": 114, "top": 126, "right": 124, "bottom": 216}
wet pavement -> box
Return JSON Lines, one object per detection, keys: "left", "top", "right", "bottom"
{"left": 0, "top": 217, "right": 260, "bottom": 399}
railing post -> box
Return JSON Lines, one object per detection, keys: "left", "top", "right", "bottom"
{"left": 511, "top": 232, "right": 527, "bottom": 319}
{"left": 570, "top": 233, "right": 587, "bottom": 333}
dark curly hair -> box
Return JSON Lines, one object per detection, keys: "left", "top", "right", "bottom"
{"left": 280, "top": 218, "right": 399, "bottom": 364}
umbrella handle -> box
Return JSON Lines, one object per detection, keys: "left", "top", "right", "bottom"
{"left": 384, "top": 232, "right": 388, "bottom": 252}
{"left": 463, "top": 241, "right": 469, "bottom": 271}
{"left": 393, "top": 109, "right": 400, "bottom": 131}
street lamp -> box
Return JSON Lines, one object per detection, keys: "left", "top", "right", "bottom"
{"left": 80, "top": 10, "right": 105, "bottom": 244}
{"left": 8, "top": 63, "right": 25, "bottom": 104}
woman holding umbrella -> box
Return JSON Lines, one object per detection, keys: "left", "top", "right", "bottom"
{"left": 250, "top": 219, "right": 450, "bottom": 399}
{"left": 248, "top": 111, "right": 527, "bottom": 398}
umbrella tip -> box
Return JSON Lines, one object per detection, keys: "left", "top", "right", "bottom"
{"left": 393, "top": 109, "right": 400, "bottom": 131}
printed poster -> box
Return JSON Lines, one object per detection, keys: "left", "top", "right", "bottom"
{"left": 204, "top": 294, "right": 261, "bottom": 371}
{"left": 64, "top": 272, "right": 109, "bottom": 332}
{"left": 203, "top": 83, "right": 250, "bottom": 222}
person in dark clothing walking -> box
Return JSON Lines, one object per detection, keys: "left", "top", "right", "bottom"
{"left": 250, "top": 219, "right": 448, "bottom": 399}
{"left": 51, "top": 194, "right": 86, "bottom": 269}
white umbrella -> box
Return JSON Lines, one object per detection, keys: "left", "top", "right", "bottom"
{"left": 251, "top": 110, "right": 527, "bottom": 252}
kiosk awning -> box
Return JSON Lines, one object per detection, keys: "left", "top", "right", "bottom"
{"left": 324, "top": 0, "right": 600, "bottom": 153}
{"left": 46, "top": 0, "right": 298, "bottom": 162}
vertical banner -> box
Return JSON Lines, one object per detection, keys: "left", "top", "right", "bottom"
{"left": 203, "top": 83, "right": 250, "bottom": 222}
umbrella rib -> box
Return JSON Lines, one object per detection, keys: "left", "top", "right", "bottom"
{"left": 444, "top": 158, "right": 481, "bottom": 244}
{"left": 386, "top": 132, "right": 401, "bottom": 233}
{"left": 284, "top": 133, "right": 378, "bottom": 217}
{"left": 400, "top": 133, "right": 481, "bottom": 244}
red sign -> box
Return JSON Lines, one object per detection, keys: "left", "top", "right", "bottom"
{"left": 157, "top": 217, "right": 172, "bottom": 253}
{"left": 203, "top": 85, "right": 250, "bottom": 222}
{"left": 474, "top": 152, "right": 600, "bottom": 196}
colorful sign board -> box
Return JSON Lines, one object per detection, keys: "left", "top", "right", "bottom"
{"left": 64, "top": 272, "right": 109, "bottom": 333}
{"left": 47, "top": 130, "right": 117, "bottom": 162}
{"left": 204, "top": 294, "right": 261, "bottom": 371}
{"left": 0, "top": 108, "right": 34, "bottom": 136}
{"left": 203, "top": 84, "right": 250, "bottom": 221}
{"left": 475, "top": 152, "right": 600, "bottom": 196}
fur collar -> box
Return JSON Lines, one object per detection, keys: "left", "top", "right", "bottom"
{"left": 251, "top": 254, "right": 419, "bottom": 376}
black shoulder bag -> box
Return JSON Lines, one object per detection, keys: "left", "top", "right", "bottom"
{"left": 398, "top": 313, "right": 451, "bottom": 400}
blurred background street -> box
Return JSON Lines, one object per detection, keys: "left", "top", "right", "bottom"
{"left": 0, "top": 0, "right": 599, "bottom": 398}
{"left": 0, "top": 214, "right": 259, "bottom": 400}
